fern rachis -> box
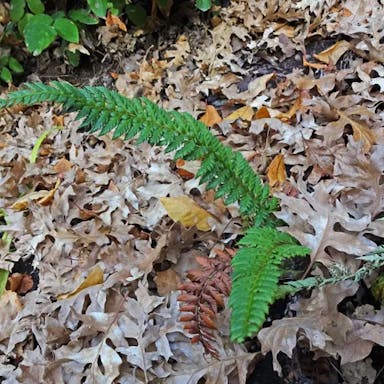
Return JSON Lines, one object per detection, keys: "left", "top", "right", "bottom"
{"left": 0, "top": 81, "right": 309, "bottom": 344}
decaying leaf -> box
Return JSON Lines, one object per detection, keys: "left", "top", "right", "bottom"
{"left": 160, "top": 195, "right": 216, "bottom": 231}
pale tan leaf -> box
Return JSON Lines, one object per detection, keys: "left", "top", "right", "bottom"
{"left": 0, "top": 291, "right": 22, "bottom": 342}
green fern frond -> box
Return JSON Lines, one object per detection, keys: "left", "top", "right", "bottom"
{"left": 0, "top": 81, "right": 309, "bottom": 344}
{"left": 0, "top": 81, "right": 277, "bottom": 226}
{"left": 230, "top": 227, "right": 310, "bottom": 342}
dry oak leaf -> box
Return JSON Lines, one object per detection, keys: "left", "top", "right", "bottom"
{"left": 258, "top": 317, "right": 331, "bottom": 375}
{"left": 277, "top": 98, "right": 303, "bottom": 122}
{"left": 259, "top": 282, "right": 360, "bottom": 374}
{"left": 255, "top": 106, "right": 270, "bottom": 119}
{"left": 57, "top": 265, "right": 104, "bottom": 300}
{"left": 276, "top": 179, "right": 377, "bottom": 270}
{"left": 11, "top": 179, "right": 61, "bottom": 211}
{"left": 267, "top": 154, "right": 287, "bottom": 188}
{"left": 160, "top": 195, "right": 216, "bottom": 231}
{"left": 199, "top": 105, "right": 222, "bottom": 127}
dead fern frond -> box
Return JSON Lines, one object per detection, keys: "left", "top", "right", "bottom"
{"left": 178, "top": 248, "right": 234, "bottom": 358}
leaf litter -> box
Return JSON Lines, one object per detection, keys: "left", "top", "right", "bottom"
{"left": 1, "top": 0, "right": 384, "bottom": 382}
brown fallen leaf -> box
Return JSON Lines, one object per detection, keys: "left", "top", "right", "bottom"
{"left": 57, "top": 265, "right": 104, "bottom": 300}
{"left": 11, "top": 179, "right": 61, "bottom": 211}
{"left": 53, "top": 158, "right": 73, "bottom": 174}
{"left": 303, "top": 57, "right": 327, "bottom": 70}
{"left": 0, "top": 290, "right": 22, "bottom": 340}
{"left": 267, "top": 154, "right": 287, "bottom": 187}
{"left": 154, "top": 268, "right": 181, "bottom": 296}
{"left": 160, "top": 195, "right": 216, "bottom": 231}
{"left": 199, "top": 105, "right": 222, "bottom": 127}
{"left": 7, "top": 273, "right": 34, "bottom": 294}
{"left": 52, "top": 114, "right": 64, "bottom": 127}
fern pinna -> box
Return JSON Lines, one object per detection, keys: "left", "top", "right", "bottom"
{"left": 0, "top": 81, "right": 309, "bottom": 344}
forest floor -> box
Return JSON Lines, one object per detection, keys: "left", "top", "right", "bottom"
{"left": 1, "top": 1, "right": 384, "bottom": 383}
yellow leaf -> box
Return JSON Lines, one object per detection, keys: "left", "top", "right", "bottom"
{"left": 11, "top": 179, "right": 60, "bottom": 211}
{"left": 313, "top": 40, "right": 350, "bottom": 64}
{"left": 267, "top": 154, "right": 287, "bottom": 187}
{"left": 57, "top": 265, "right": 104, "bottom": 300}
{"left": 160, "top": 195, "right": 214, "bottom": 231}
{"left": 199, "top": 105, "right": 222, "bottom": 127}
{"left": 338, "top": 111, "right": 376, "bottom": 153}
{"left": 225, "top": 106, "right": 254, "bottom": 121}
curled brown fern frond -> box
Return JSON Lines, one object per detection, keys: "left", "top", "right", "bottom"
{"left": 178, "top": 248, "right": 234, "bottom": 358}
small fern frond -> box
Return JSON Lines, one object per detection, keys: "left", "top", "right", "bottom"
{"left": 0, "top": 81, "right": 276, "bottom": 226}
{"left": 230, "top": 227, "right": 310, "bottom": 342}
